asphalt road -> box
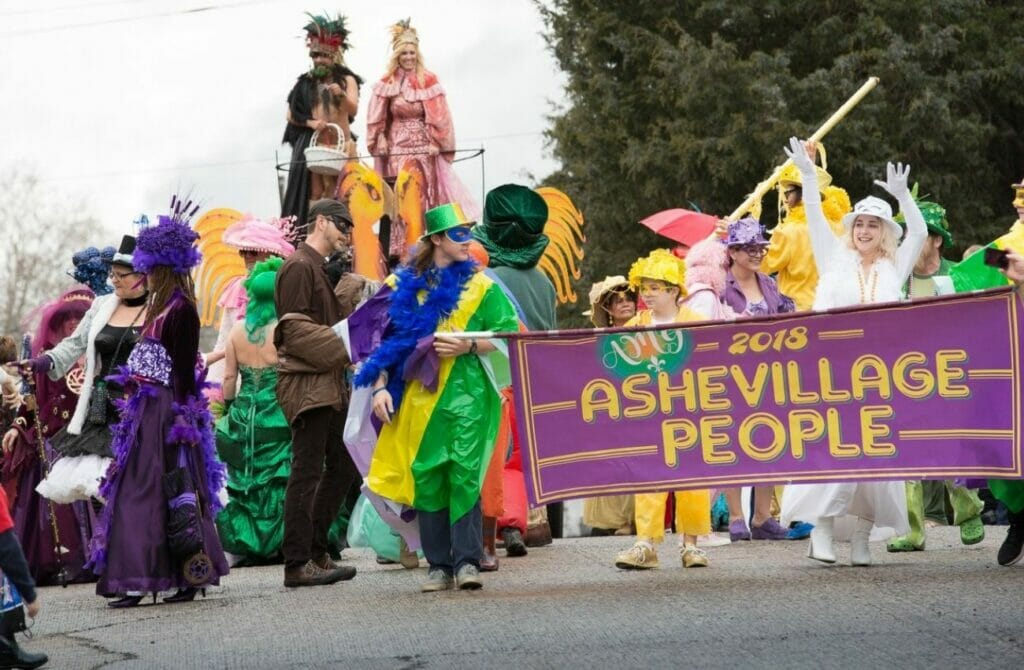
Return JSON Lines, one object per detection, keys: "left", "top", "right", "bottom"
{"left": 24, "top": 525, "right": 1024, "bottom": 669}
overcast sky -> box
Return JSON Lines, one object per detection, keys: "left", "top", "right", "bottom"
{"left": 0, "top": 0, "right": 565, "bottom": 242}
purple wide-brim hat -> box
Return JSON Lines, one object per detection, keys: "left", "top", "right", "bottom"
{"left": 726, "top": 217, "right": 769, "bottom": 247}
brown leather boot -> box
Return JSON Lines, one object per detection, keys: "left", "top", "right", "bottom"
{"left": 481, "top": 516, "right": 499, "bottom": 571}
{"left": 526, "top": 521, "right": 553, "bottom": 547}
{"left": 313, "top": 553, "right": 340, "bottom": 571}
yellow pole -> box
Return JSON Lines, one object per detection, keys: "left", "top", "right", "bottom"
{"left": 725, "top": 76, "right": 880, "bottom": 222}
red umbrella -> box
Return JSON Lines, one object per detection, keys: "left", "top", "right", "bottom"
{"left": 639, "top": 208, "right": 719, "bottom": 247}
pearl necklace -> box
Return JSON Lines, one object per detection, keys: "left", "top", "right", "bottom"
{"left": 857, "top": 265, "right": 879, "bottom": 303}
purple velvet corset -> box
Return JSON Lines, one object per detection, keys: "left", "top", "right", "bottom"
{"left": 126, "top": 337, "right": 173, "bottom": 386}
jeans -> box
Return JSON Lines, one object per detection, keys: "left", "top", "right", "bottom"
{"left": 418, "top": 501, "right": 482, "bottom": 575}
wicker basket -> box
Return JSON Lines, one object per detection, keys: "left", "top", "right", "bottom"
{"left": 304, "top": 123, "right": 347, "bottom": 176}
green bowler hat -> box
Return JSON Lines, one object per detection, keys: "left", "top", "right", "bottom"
{"left": 422, "top": 202, "right": 476, "bottom": 239}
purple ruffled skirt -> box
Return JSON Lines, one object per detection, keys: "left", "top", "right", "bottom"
{"left": 91, "top": 383, "right": 228, "bottom": 596}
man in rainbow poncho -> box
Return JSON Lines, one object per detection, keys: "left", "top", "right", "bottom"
{"left": 344, "top": 202, "right": 519, "bottom": 592}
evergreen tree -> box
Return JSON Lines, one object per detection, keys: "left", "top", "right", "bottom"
{"left": 538, "top": 0, "right": 1024, "bottom": 323}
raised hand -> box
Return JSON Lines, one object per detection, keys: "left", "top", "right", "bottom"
{"left": 874, "top": 162, "right": 911, "bottom": 199}
{"left": 783, "top": 137, "right": 815, "bottom": 173}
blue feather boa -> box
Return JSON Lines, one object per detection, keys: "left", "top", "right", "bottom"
{"left": 354, "top": 259, "right": 477, "bottom": 411}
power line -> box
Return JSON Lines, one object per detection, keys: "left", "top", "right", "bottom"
{"left": 0, "top": 0, "right": 278, "bottom": 37}
{"left": 0, "top": 0, "right": 155, "bottom": 19}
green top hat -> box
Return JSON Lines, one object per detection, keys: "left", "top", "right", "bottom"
{"left": 423, "top": 202, "right": 475, "bottom": 239}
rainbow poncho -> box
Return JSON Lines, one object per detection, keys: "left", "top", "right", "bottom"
{"left": 342, "top": 266, "right": 519, "bottom": 526}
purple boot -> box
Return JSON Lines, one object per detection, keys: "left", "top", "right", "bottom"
{"left": 729, "top": 519, "right": 751, "bottom": 541}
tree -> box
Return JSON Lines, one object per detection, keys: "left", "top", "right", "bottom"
{"left": 0, "top": 170, "right": 98, "bottom": 335}
{"left": 537, "top": 0, "right": 1024, "bottom": 324}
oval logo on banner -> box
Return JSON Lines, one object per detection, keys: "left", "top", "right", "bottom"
{"left": 599, "top": 328, "right": 694, "bottom": 377}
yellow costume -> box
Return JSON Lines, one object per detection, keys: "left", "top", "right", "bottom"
{"left": 761, "top": 163, "right": 851, "bottom": 311}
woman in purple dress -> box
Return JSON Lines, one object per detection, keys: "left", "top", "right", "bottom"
{"left": 90, "top": 205, "right": 229, "bottom": 607}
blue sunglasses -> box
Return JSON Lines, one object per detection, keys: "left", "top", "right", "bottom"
{"left": 444, "top": 225, "right": 474, "bottom": 243}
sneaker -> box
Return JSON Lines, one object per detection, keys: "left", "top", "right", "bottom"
{"left": 502, "top": 528, "right": 528, "bottom": 557}
{"left": 729, "top": 519, "right": 751, "bottom": 541}
{"left": 284, "top": 560, "right": 356, "bottom": 587}
{"left": 696, "top": 533, "right": 731, "bottom": 547}
{"left": 421, "top": 568, "right": 454, "bottom": 592}
{"left": 614, "top": 542, "right": 659, "bottom": 569}
{"left": 997, "top": 521, "right": 1024, "bottom": 566}
{"left": 681, "top": 544, "right": 709, "bottom": 568}
{"left": 751, "top": 518, "right": 790, "bottom": 540}
{"left": 455, "top": 564, "right": 483, "bottom": 590}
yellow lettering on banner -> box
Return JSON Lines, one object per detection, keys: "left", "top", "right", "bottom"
{"left": 861, "top": 405, "right": 896, "bottom": 456}
{"left": 770, "top": 362, "right": 786, "bottom": 405}
{"left": 730, "top": 363, "right": 769, "bottom": 408}
{"left": 786, "top": 361, "right": 820, "bottom": 404}
{"left": 657, "top": 370, "right": 697, "bottom": 414}
{"left": 936, "top": 349, "right": 969, "bottom": 398}
{"left": 851, "top": 355, "right": 892, "bottom": 400}
{"left": 662, "top": 419, "right": 699, "bottom": 467}
{"left": 622, "top": 374, "right": 657, "bottom": 418}
{"left": 581, "top": 379, "right": 620, "bottom": 422}
{"left": 700, "top": 415, "right": 736, "bottom": 465}
{"left": 738, "top": 413, "right": 787, "bottom": 462}
{"left": 893, "top": 352, "right": 935, "bottom": 399}
{"left": 788, "top": 409, "right": 825, "bottom": 459}
{"left": 696, "top": 366, "right": 732, "bottom": 411}
{"left": 826, "top": 408, "right": 861, "bottom": 458}
{"left": 819, "top": 358, "right": 852, "bottom": 402}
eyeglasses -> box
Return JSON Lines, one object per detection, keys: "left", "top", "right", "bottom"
{"left": 735, "top": 244, "right": 768, "bottom": 257}
{"left": 109, "top": 270, "right": 140, "bottom": 281}
{"left": 444, "top": 226, "right": 474, "bottom": 244}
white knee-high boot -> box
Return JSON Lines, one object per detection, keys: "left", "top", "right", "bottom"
{"left": 808, "top": 516, "right": 835, "bottom": 563}
{"left": 850, "top": 517, "right": 873, "bottom": 566}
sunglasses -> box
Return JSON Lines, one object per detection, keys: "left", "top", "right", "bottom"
{"left": 310, "top": 52, "right": 332, "bottom": 59}
{"left": 444, "top": 226, "right": 474, "bottom": 244}
{"left": 603, "top": 289, "right": 636, "bottom": 304}
{"left": 639, "top": 283, "right": 672, "bottom": 295}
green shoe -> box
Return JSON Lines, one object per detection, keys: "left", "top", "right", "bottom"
{"left": 959, "top": 517, "right": 985, "bottom": 546}
{"left": 886, "top": 535, "right": 925, "bottom": 552}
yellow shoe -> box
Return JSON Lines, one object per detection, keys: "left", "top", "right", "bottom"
{"left": 614, "top": 542, "right": 659, "bottom": 569}
{"left": 681, "top": 544, "right": 709, "bottom": 568}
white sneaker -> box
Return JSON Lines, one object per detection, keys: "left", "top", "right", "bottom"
{"left": 695, "top": 533, "right": 731, "bottom": 548}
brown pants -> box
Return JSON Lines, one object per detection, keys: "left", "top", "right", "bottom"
{"left": 282, "top": 405, "right": 358, "bottom": 567}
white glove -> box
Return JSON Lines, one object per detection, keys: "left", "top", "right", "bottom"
{"left": 873, "top": 162, "right": 911, "bottom": 200}
{"left": 783, "top": 136, "right": 815, "bottom": 175}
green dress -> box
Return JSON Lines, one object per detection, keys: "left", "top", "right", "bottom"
{"left": 215, "top": 365, "right": 349, "bottom": 562}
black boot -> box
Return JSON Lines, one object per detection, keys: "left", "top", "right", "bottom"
{"left": 0, "top": 633, "right": 48, "bottom": 669}
{"left": 997, "top": 510, "right": 1024, "bottom": 566}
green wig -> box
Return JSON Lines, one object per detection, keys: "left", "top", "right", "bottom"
{"left": 244, "top": 256, "right": 284, "bottom": 344}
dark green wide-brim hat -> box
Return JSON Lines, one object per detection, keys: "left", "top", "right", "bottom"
{"left": 423, "top": 202, "right": 475, "bottom": 239}
{"left": 473, "top": 184, "right": 550, "bottom": 268}
{"left": 897, "top": 199, "right": 953, "bottom": 248}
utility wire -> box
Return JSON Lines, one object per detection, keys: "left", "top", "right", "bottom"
{"left": 0, "top": 0, "right": 278, "bottom": 37}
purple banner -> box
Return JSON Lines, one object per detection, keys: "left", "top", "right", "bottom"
{"left": 509, "top": 289, "right": 1024, "bottom": 505}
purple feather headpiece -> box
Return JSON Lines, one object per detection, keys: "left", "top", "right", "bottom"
{"left": 133, "top": 195, "right": 202, "bottom": 274}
